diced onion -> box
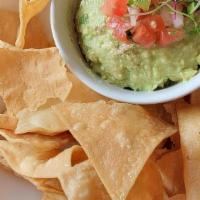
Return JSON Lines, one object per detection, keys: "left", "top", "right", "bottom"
{"left": 128, "top": 6, "right": 140, "bottom": 27}
{"left": 172, "top": 13, "right": 184, "bottom": 28}
{"left": 161, "top": 6, "right": 184, "bottom": 29}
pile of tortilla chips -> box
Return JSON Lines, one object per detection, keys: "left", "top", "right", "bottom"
{"left": 0, "top": 1, "right": 199, "bottom": 200}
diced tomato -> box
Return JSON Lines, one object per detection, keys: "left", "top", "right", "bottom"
{"left": 140, "top": 15, "right": 165, "bottom": 33}
{"left": 101, "top": 0, "right": 128, "bottom": 17}
{"left": 158, "top": 28, "right": 184, "bottom": 46}
{"left": 133, "top": 24, "right": 156, "bottom": 48}
{"left": 107, "top": 16, "right": 132, "bottom": 42}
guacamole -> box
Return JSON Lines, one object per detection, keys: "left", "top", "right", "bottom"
{"left": 76, "top": 0, "right": 200, "bottom": 91}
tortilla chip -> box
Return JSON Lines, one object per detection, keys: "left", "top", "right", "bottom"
{"left": 27, "top": 146, "right": 87, "bottom": 178}
{"left": 51, "top": 100, "right": 176, "bottom": 200}
{"left": 157, "top": 150, "right": 185, "bottom": 196}
{"left": 0, "top": 97, "right": 6, "bottom": 114}
{"left": 127, "top": 160, "right": 167, "bottom": 200}
{"left": 24, "top": 15, "right": 54, "bottom": 49}
{"left": 170, "top": 133, "right": 181, "bottom": 150}
{"left": 0, "top": 10, "right": 52, "bottom": 49}
{"left": 0, "top": 129, "right": 74, "bottom": 150}
{"left": 67, "top": 72, "right": 107, "bottom": 102}
{"left": 16, "top": 0, "right": 50, "bottom": 48}
{"left": 0, "top": 47, "right": 72, "bottom": 115}
{"left": 15, "top": 73, "right": 107, "bottom": 134}
{"left": 27, "top": 177, "right": 64, "bottom": 195}
{"left": 59, "top": 160, "right": 111, "bottom": 200}
{"left": 164, "top": 102, "right": 178, "bottom": 125}
{"left": 42, "top": 192, "right": 67, "bottom": 200}
{"left": 16, "top": 107, "right": 70, "bottom": 135}
{"left": 0, "top": 10, "right": 19, "bottom": 45}
{"left": 144, "top": 104, "right": 172, "bottom": 123}
{"left": 0, "top": 155, "right": 10, "bottom": 170}
{"left": 190, "top": 89, "right": 200, "bottom": 105}
{"left": 177, "top": 103, "right": 200, "bottom": 200}
{"left": 0, "top": 138, "right": 85, "bottom": 178}
{"left": 0, "top": 40, "right": 19, "bottom": 50}
{"left": 0, "top": 114, "right": 17, "bottom": 130}
{"left": 169, "top": 194, "right": 186, "bottom": 200}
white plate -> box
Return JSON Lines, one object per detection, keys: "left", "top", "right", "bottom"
{"left": 0, "top": 1, "right": 53, "bottom": 199}
{"left": 0, "top": 169, "right": 42, "bottom": 200}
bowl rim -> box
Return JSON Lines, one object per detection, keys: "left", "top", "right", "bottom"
{"left": 50, "top": 0, "right": 200, "bottom": 104}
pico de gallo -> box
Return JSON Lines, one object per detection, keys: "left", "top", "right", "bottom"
{"left": 101, "top": 0, "right": 200, "bottom": 47}
{"left": 76, "top": 0, "right": 200, "bottom": 91}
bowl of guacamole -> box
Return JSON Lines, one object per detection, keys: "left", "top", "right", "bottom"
{"left": 50, "top": 0, "right": 200, "bottom": 104}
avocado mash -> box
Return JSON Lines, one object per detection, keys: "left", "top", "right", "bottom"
{"left": 76, "top": 0, "right": 200, "bottom": 91}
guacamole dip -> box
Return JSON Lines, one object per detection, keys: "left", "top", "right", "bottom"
{"left": 76, "top": 0, "right": 200, "bottom": 91}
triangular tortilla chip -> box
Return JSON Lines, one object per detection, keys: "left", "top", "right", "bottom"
{"left": 16, "top": 0, "right": 50, "bottom": 48}
{"left": 51, "top": 101, "right": 176, "bottom": 200}
{"left": 169, "top": 194, "right": 186, "bottom": 200}
{"left": 157, "top": 150, "right": 185, "bottom": 196}
{"left": 177, "top": 103, "right": 200, "bottom": 200}
{"left": 59, "top": 160, "right": 111, "bottom": 200}
{"left": 127, "top": 160, "right": 167, "bottom": 200}
{"left": 0, "top": 47, "right": 72, "bottom": 115}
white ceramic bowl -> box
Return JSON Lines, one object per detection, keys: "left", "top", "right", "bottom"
{"left": 50, "top": 0, "right": 200, "bottom": 104}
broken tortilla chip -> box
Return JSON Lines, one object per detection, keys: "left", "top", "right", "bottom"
{"left": 157, "top": 150, "right": 185, "bottom": 196}
{"left": 50, "top": 100, "right": 176, "bottom": 200}
{"left": 16, "top": 0, "right": 50, "bottom": 48}
{"left": 127, "top": 160, "right": 167, "bottom": 200}
{"left": 59, "top": 160, "right": 111, "bottom": 200}
{"left": 0, "top": 47, "right": 72, "bottom": 115}
{"left": 177, "top": 103, "right": 200, "bottom": 200}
